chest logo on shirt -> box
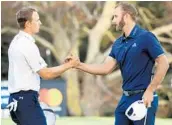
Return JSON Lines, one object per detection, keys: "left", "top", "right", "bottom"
{"left": 132, "top": 43, "right": 137, "bottom": 48}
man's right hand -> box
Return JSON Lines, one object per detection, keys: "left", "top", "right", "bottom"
{"left": 37, "top": 54, "right": 81, "bottom": 80}
{"left": 64, "top": 54, "right": 80, "bottom": 68}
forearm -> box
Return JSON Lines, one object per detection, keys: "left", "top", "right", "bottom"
{"left": 147, "top": 60, "right": 169, "bottom": 91}
{"left": 76, "top": 63, "right": 111, "bottom": 75}
{"left": 39, "top": 63, "right": 72, "bottom": 80}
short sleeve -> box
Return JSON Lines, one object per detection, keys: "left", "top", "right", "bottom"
{"left": 19, "top": 41, "right": 47, "bottom": 73}
{"left": 144, "top": 32, "right": 164, "bottom": 60}
{"left": 109, "top": 44, "right": 116, "bottom": 59}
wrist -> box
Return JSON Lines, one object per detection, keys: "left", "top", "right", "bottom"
{"left": 75, "top": 62, "right": 82, "bottom": 69}
{"left": 64, "top": 62, "right": 73, "bottom": 69}
{"left": 147, "top": 84, "right": 155, "bottom": 92}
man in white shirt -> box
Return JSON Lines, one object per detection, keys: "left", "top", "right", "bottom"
{"left": 8, "top": 7, "right": 79, "bottom": 125}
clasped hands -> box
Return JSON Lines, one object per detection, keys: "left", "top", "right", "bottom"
{"left": 64, "top": 54, "right": 80, "bottom": 68}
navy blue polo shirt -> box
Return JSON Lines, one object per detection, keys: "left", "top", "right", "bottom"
{"left": 109, "top": 24, "right": 164, "bottom": 91}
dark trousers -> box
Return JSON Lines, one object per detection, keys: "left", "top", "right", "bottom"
{"left": 8, "top": 90, "right": 47, "bottom": 125}
{"left": 115, "top": 92, "right": 158, "bottom": 125}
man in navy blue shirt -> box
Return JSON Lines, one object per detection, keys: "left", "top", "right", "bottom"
{"left": 66, "top": 2, "right": 169, "bottom": 125}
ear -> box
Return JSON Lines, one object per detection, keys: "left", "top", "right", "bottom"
{"left": 25, "top": 20, "right": 31, "bottom": 28}
{"left": 127, "top": 13, "right": 132, "bottom": 20}
{"left": 124, "top": 13, "right": 130, "bottom": 22}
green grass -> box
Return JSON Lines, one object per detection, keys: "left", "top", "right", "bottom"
{"left": 1, "top": 117, "right": 172, "bottom": 125}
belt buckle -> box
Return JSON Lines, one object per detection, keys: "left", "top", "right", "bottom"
{"left": 124, "top": 91, "right": 129, "bottom": 96}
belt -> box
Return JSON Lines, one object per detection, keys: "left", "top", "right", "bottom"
{"left": 11, "top": 90, "right": 38, "bottom": 95}
{"left": 123, "top": 89, "right": 145, "bottom": 96}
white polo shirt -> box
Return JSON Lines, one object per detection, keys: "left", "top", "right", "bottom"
{"left": 8, "top": 31, "right": 47, "bottom": 94}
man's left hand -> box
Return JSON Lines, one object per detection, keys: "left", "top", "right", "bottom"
{"left": 142, "top": 88, "right": 154, "bottom": 108}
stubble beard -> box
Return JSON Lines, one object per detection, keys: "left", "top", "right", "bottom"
{"left": 115, "top": 16, "right": 125, "bottom": 31}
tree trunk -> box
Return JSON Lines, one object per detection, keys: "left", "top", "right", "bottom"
{"left": 80, "top": 73, "right": 105, "bottom": 116}
{"left": 65, "top": 70, "right": 82, "bottom": 116}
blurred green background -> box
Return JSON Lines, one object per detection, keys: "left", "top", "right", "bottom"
{"left": 2, "top": 117, "right": 172, "bottom": 125}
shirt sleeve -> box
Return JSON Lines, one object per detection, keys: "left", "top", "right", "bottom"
{"left": 19, "top": 41, "right": 47, "bottom": 73}
{"left": 109, "top": 44, "right": 116, "bottom": 59}
{"left": 144, "top": 32, "right": 164, "bottom": 60}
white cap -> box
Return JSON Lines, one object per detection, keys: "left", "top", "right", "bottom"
{"left": 125, "top": 100, "right": 147, "bottom": 121}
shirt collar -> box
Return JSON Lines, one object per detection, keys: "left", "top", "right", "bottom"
{"left": 121, "top": 24, "right": 140, "bottom": 42}
{"left": 19, "top": 30, "right": 35, "bottom": 43}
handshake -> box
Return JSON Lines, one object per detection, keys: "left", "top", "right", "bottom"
{"left": 63, "top": 54, "right": 80, "bottom": 68}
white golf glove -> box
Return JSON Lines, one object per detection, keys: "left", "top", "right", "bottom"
{"left": 7, "top": 98, "right": 18, "bottom": 112}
